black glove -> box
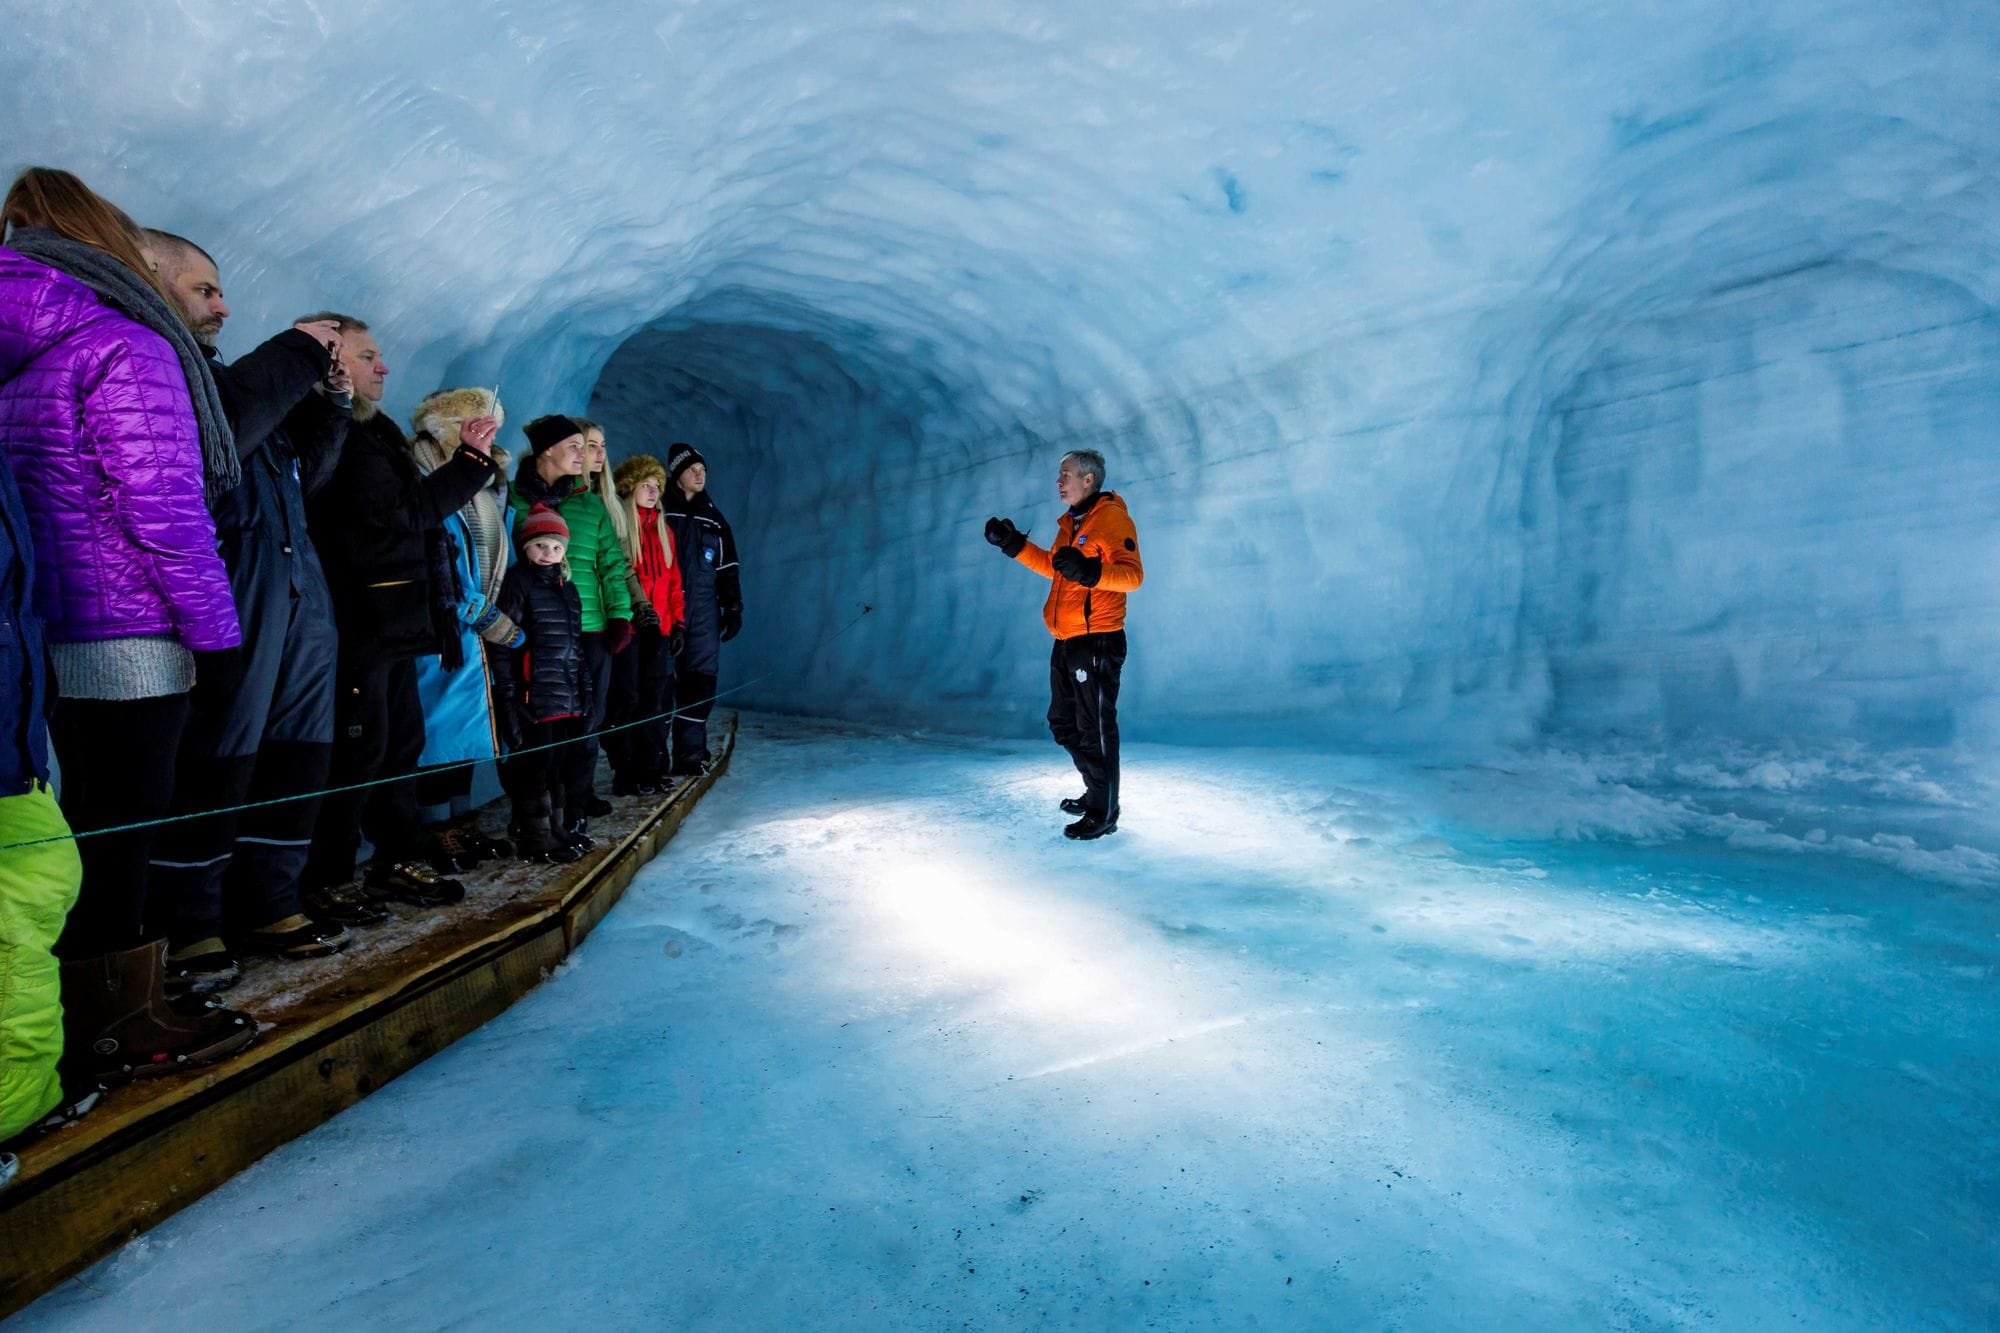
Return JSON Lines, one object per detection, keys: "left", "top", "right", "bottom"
{"left": 633, "top": 602, "right": 661, "bottom": 633}
{"left": 669, "top": 625, "right": 687, "bottom": 657}
{"left": 190, "top": 647, "right": 244, "bottom": 712}
{"left": 498, "top": 702, "right": 527, "bottom": 752}
{"left": 1050, "top": 545, "right": 1102, "bottom": 587}
{"left": 983, "top": 516, "right": 1026, "bottom": 558}
{"left": 719, "top": 606, "right": 743, "bottom": 642}
{"left": 484, "top": 644, "right": 520, "bottom": 748}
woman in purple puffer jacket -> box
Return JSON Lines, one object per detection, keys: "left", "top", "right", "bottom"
{"left": 0, "top": 168, "right": 254, "bottom": 1084}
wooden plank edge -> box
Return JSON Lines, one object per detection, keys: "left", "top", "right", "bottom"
{"left": 0, "top": 713, "right": 736, "bottom": 1318}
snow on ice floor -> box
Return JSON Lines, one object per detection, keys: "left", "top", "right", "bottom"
{"left": 20, "top": 715, "right": 2000, "bottom": 1330}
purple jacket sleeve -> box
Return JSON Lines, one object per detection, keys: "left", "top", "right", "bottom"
{"left": 85, "top": 336, "right": 241, "bottom": 651}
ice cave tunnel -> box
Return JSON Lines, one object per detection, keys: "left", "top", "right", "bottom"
{"left": 7, "top": 2, "right": 2000, "bottom": 1327}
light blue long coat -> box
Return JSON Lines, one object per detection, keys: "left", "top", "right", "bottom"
{"left": 415, "top": 507, "right": 501, "bottom": 767}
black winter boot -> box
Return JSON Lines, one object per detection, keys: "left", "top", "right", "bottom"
{"left": 232, "top": 914, "right": 349, "bottom": 961}
{"left": 560, "top": 811, "right": 597, "bottom": 854}
{"left": 59, "top": 940, "right": 258, "bottom": 1084}
{"left": 1060, "top": 796, "right": 1088, "bottom": 815}
{"left": 1063, "top": 808, "right": 1120, "bottom": 841}
{"left": 512, "top": 794, "right": 580, "bottom": 865}
{"left": 364, "top": 861, "right": 466, "bottom": 907}
{"left": 303, "top": 879, "right": 392, "bottom": 927}
{"left": 425, "top": 823, "right": 489, "bottom": 873}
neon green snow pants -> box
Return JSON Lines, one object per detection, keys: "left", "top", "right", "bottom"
{"left": 0, "top": 783, "right": 80, "bottom": 1143}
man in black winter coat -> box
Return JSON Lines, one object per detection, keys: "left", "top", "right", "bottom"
{"left": 660, "top": 444, "right": 741, "bottom": 774}
{"left": 141, "top": 231, "right": 357, "bottom": 990}
{"left": 299, "top": 314, "right": 499, "bottom": 911}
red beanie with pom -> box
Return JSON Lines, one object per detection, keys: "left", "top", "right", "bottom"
{"left": 517, "top": 503, "right": 570, "bottom": 549}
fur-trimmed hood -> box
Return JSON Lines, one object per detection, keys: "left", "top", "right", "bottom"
{"left": 411, "top": 386, "right": 504, "bottom": 449}
{"left": 613, "top": 453, "right": 668, "bottom": 498}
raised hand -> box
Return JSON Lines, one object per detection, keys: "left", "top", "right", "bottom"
{"left": 984, "top": 516, "right": 1026, "bottom": 557}
{"left": 460, "top": 415, "right": 498, "bottom": 454}
{"left": 293, "top": 318, "right": 344, "bottom": 354}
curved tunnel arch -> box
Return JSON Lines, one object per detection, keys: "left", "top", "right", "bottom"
{"left": 6, "top": 1, "right": 1997, "bottom": 755}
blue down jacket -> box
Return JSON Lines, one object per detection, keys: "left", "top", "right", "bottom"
{"left": 415, "top": 505, "right": 501, "bottom": 767}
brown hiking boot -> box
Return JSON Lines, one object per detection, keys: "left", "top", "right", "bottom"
{"left": 60, "top": 940, "right": 258, "bottom": 1084}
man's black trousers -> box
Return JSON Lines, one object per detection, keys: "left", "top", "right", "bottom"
{"left": 304, "top": 654, "right": 427, "bottom": 888}
{"left": 1047, "top": 630, "right": 1126, "bottom": 820}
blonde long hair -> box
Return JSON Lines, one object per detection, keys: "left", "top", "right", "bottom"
{"left": 612, "top": 453, "right": 674, "bottom": 570}
{"left": 577, "top": 418, "right": 628, "bottom": 546}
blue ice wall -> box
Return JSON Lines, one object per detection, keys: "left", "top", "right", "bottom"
{"left": 7, "top": 1, "right": 1998, "bottom": 754}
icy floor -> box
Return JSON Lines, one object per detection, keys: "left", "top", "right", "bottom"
{"left": 20, "top": 715, "right": 2000, "bottom": 1330}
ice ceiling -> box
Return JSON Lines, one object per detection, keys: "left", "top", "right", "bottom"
{"left": 8, "top": 1, "right": 1999, "bottom": 752}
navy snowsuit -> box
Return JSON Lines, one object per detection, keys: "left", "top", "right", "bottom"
{"left": 662, "top": 489, "right": 739, "bottom": 764}
{"left": 151, "top": 331, "right": 347, "bottom": 942}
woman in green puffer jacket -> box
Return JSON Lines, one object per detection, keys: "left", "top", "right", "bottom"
{"left": 507, "top": 416, "right": 633, "bottom": 843}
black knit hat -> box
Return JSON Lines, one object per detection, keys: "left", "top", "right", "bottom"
{"left": 666, "top": 443, "right": 706, "bottom": 483}
{"left": 524, "top": 415, "right": 584, "bottom": 455}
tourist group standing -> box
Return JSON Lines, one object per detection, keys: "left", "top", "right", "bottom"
{"left": 0, "top": 168, "right": 743, "bottom": 1148}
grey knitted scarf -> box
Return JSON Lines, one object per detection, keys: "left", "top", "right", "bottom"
{"left": 412, "top": 428, "right": 507, "bottom": 611}
{"left": 7, "top": 226, "right": 240, "bottom": 503}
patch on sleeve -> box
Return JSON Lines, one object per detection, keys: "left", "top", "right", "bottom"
{"left": 1124, "top": 538, "right": 1136, "bottom": 550}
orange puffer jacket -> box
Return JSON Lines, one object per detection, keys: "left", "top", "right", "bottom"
{"left": 1013, "top": 491, "right": 1144, "bottom": 638}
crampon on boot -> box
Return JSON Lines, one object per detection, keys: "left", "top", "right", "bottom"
{"left": 456, "top": 817, "right": 511, "bottom": 862}
{"left": 425, "top": 823, "right": 488, "bottom": 873}
{"left": 364, "top": 861, "right": 466, "bottom": 907}
{"left": 511, "top": 793, "right": 580, "bottom": 865}
{"left": 559, "top": 811, "right": 597, "bottom": 855}
{"left": 59, "top": 940, "right": 258, "bottom": 1084}
{"left": 163, "top": 937, "right": 241, "bottom": 996}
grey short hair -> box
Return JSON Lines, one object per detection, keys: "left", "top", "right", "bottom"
{"left": 294, "top": 310, "right": 370, "bottom": 333}
{"left": 1063, "top": 449, "right": 1107, "bottom": 491}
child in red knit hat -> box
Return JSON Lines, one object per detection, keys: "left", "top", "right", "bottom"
{"left": 492, "top": 505, "right": 591, "bottom": 863}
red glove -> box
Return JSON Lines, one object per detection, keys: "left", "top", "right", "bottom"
{"left": 605, "top": 618, "right": 634, "bottom": 655}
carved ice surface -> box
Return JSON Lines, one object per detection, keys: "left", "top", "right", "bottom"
{"left": 7, "top": 7, "right": 2000, "bottom": 1323}
{"left": 8, "top": 0, "right": 1996, "bottom": 766}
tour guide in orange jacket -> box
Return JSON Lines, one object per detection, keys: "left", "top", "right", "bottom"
{"left": 985, "top": 449, "right": 1143, "bottom": 840}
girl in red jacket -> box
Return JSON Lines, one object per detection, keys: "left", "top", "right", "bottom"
{"left": 608, "top": 453, "right": 686, "bottom": 794}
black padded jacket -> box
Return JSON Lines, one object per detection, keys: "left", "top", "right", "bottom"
{"left": 493, "top": 559, "right": 589, "bottom": 723}
{"left": 306, "top": 403, "right": 496, "bottom": 661}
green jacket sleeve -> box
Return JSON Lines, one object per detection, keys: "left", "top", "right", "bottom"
{"left": 600, "top": 505, "right": 633, "bottom": 623}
